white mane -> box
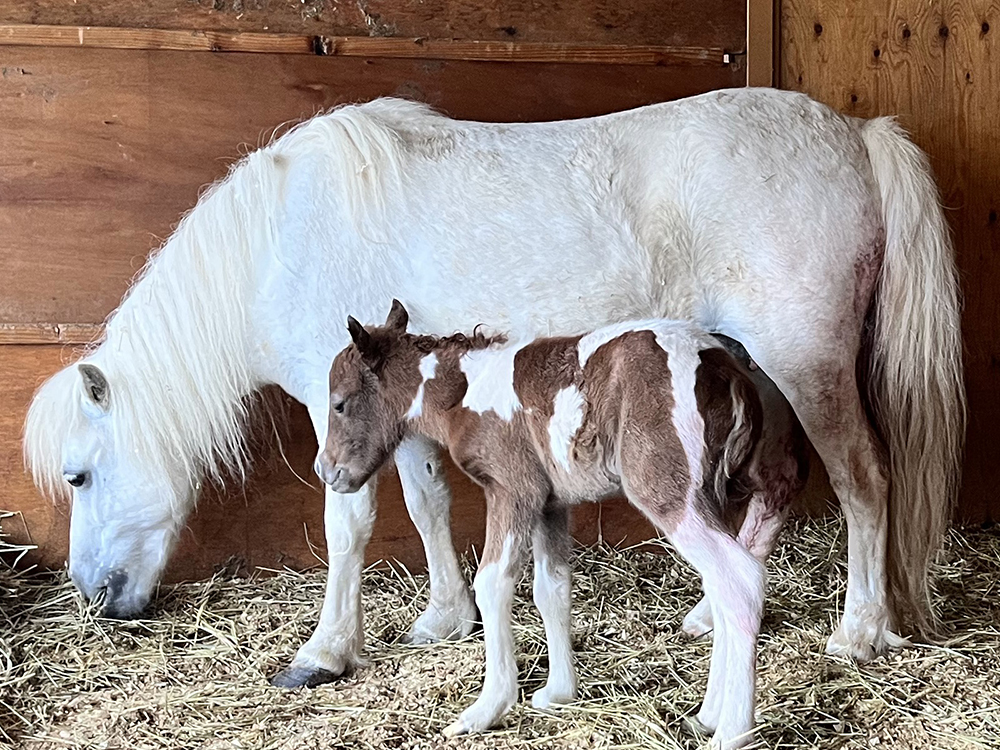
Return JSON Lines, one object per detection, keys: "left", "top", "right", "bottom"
{"left": 23, "top": 98, "right": 440, "bottom": 505}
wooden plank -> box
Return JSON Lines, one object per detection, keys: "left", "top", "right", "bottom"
{"left": 0, "top": 46, "right": 743, "bottom": 327}
{"left": 780, "top": 0, "right": 1000, "bottom": 522}
{"left": 0, "top": 0, "right": 748, "bottom": 49}
{"left": 0, "top": 323, "right": 103, "bottom": 345}
{"left": 0, "top": 24, "right": 730, "bottom": 66}
{"left": 746, "top": 0, "right": 775, "bottom": 86}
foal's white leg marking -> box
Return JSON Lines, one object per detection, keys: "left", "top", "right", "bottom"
{"left": 669, "top": 510, "right": 764, "bottom": 750}
{"left": 547, "top": 385, "right": 585, "bottom": 473}
{"left": 459, "top": 345, "right": 523, "bottom": 421}
{"left": 395, "top": 435, "right": 477, "bottom": 644}
{"left": 530, "top": 536, "right": 577, "bottom": 710}
{"left": 445, "top": 537, "right": 519, "bottom": 737}
{"left": 683, "top": 492, "right": 791, "bottom": 640}
{"left": 287, "top": 478, "right": 377, "bottom": 678}
{"left": 405, "top": 352, "right": 438, "bottom": 419}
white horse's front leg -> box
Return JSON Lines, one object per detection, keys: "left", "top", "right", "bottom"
{"left": 395, "top": 436, "right": 477, "bottom": 644}
{"left": 271, "top": 479, "right": 377, "bottom": 687}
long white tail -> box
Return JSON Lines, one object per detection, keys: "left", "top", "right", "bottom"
{"left": 860, "top": 118, "right": 966, "bottom": 635}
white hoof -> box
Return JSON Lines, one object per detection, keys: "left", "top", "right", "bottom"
{"left": 444, "top": 695, "right": 513, "bottom": 737}
{"left": 681, "top": 597, "right": 715, "bottom": 639}
{"left": 825, "top": 611, "right": 909, "bottom": 663}
{"left": 403, "top": 592, "right": 478, "bottom": 645}
{"left": 710, "top": 726, "right": 755, "bottom": 750}
{"left": 531, "top": 681, "right": 577, "bottom": 710}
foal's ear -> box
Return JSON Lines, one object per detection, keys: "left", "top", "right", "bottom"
{"left": 385, "top": 299, "right": 409, "bottom": 333}
{"left": 78, "top": 363, "right": 111, "bottom": 413}
{"left": 347, "top": 316, "right": 372, "bottom": 352}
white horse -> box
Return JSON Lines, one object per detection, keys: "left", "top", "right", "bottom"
{"left": 24, "top": 89, "right": 964, "bottom": 690}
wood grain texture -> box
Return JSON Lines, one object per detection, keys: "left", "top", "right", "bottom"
{"left": 781, "top": 0, "right": 1000, "bottom": 522}
{"left": 0, "top": 0, "right": 747, "bottom": 49}
{"left": 0, "top": 25, "right": 731, "bottom": 66}
{"left": 0, "top": 46, "right": 742, "bottom": 327}
{"left": 0, "top": 323, "right": 103, "bottom": 345}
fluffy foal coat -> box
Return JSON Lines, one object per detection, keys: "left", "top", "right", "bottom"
{"left": 318, "top": 302, "right": 794, "bottom": 748}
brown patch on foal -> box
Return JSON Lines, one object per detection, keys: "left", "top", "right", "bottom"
{"left": 586, "top": 330, "right": 691, "bottom": 532}
{"left": 512, "top": 336, "right": 583, "bottom": 415}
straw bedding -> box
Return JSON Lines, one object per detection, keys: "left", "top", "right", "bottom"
{"left": 1, "top": 514, "right": 998, "bottom": 749}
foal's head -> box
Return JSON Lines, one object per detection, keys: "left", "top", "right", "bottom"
{"left": 315, "top": 300, "right": 419, "bottom": 493}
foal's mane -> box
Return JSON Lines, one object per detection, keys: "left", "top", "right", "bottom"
{"left": 412, "top": 328, "right": 509, "bottom": 354}
{"left": 24, "top": 97, "right": 444, "bottom": 506}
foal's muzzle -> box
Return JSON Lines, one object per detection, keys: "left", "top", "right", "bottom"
{"left": 314, "top": 456, "right": 362, "bottom": 493}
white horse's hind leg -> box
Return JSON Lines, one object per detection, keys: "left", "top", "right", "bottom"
{"left": 395, "top": 435, "right": 477, "bottom": 644}
{"left": 271, "top": 479, "right": 377, "bottom": 687}
{"left": 763, "top": 358, "right": 905, "bottom": 661}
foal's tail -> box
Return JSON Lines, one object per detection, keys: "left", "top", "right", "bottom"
{"left": 860, "top": 118, "right": 966, "bottom": 636}
{"left": 713, "top": 371, "right": 763, "bottom": 512}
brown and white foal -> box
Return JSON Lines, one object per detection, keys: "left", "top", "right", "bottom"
{"left": 317, "top": 300, "right": 804, "bottom": 749}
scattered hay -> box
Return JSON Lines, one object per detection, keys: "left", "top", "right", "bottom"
{"left": 1, "top": 516, "right": 998, "bottom": 749}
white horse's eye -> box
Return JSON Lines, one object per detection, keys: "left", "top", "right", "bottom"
{"left": 64, "top": 472, "right": 89, "bottom": 488}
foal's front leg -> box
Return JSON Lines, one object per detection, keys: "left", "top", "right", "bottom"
{"left": 444, "top": 488, "right": 534, "bottom": 737}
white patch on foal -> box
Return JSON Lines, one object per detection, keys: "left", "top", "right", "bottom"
{"left": 547, "top": 385, "right": 585, "bottom": 472}
{"left": 460, "top": 345, "right": 523, "bottom": 421}
{"left": 577, "top": 318, "right": 664, "bottom": 368}
{"left": 406, "top": 352, "right": 439, "bottom": 419}
{"left": 653, "top": 329, "right": 707, "bottom": 499}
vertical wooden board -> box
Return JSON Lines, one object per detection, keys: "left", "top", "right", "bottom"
{"left": 781, "top": 0, "right": 1000, "bottom": 521}
{"left": 0, "top": 0, "right": 748, "bottom": 48}
{"left": 940, "top": 0, "right": 1000, "bottom": 522}
{"left": 0, "top": 47, "right": 743, "bottom": 326}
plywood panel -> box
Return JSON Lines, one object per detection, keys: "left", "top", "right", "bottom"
{"left": 0, "top": 0, "right": 747, "bottom": 49}
{"left": 781, "top": 0, "right": 1000, "bottom": 521}
{"left": 0, "top": 46, "right": 742, "bottom": 327}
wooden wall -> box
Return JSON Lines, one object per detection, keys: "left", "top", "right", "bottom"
{"left": 781, "top": 0, "right": 1000, "bottom": 523}
{"left": 0, "top": 1, "right": 749, "bottom": 579}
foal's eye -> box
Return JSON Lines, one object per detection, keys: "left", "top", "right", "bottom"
{"left": 333, "top": 400, "right": 345, "bottom": 414}
{"left": 64, "top": 472, "right": 88, "bottom": 488}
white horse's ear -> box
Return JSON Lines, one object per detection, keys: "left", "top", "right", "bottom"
{"left": 78, "top": 363, "right": 111, "bottom": 413}
{"left": 385, "top": 299, "right": 409, "bottom": 333}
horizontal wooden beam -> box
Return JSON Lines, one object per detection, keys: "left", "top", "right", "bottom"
{"left": 0, "top": 323, "right": 102, "bottom": 346}
{"left": 0, "top": 24, "right": 733, "bottom": 66}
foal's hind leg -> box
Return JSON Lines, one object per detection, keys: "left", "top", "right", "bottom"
{"left": 681, "top": 490, "right": 791, "bottom": 640}
{"left": 650, "top": 507, "right": 764, "bottom": 749}
{"left": 395, "top": 435, "right": 477, "bottom": 644}
{"left": 530, "top": 503, "right": 577, "bottom": 710}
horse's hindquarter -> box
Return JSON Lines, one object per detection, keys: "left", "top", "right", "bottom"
{"left": 254, "top": 89, "right": 883, "bottom": 405}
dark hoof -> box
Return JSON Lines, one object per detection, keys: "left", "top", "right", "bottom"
{"left": 269, "top": 665, "right": 342, "bottom": 689}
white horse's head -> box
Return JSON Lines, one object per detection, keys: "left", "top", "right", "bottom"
{"left": 25, "top": 361, "right": 202, "bottom": 618}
